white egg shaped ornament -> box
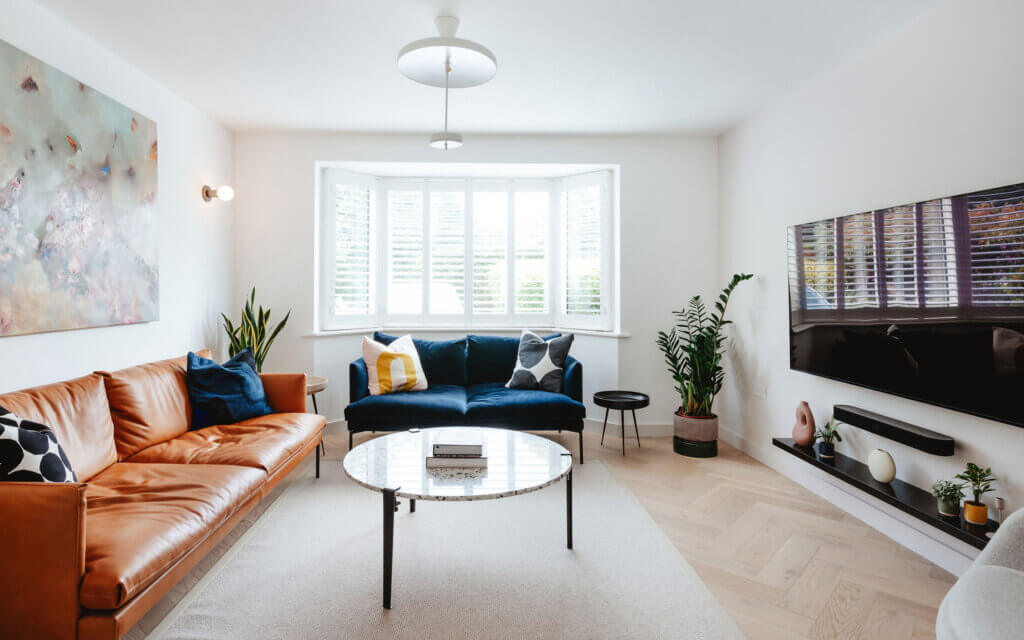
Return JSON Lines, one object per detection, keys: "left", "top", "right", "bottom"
{"left": 868, "top": 449, "right": 896, "bottom": 483}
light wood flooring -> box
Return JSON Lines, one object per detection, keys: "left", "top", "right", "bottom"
{"left": 127, "top": 430, "right": 955, "bottom": 639}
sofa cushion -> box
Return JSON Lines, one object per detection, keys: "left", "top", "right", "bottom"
{"left": 467, "top": 383, "right": 585, "bottom": 425}
{"left": 100, "top": 351, "right": 210, "bottom": 460}
{"left": 81, "top": 462, "right": 266, "bottom": 610}
{"left": 0, "top": 407, "right": 77, "bottom": 482}
{"left": 467, "top": 334, "right": 560, "bottom": 386}
{"left": 345, "top": 384, "right": 468, "bottom": 427}
{"left": 507, "top": 330, "right": 575, "bottom": 392}
{"left": 186, "top": 350, "right": 273, "bottom": 428}
{"left": 125, "top": 413, "right": 325, "bottom": 475}
{"left": 374, "top": 332, "right": 468, "bottom": 387}
{"left": 0, "top": 374, "right": 117, "bottom": 482}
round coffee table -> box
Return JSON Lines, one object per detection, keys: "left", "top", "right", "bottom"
{"left": 593, "top": 390, "right": 650, "bottom": 456}
{"left": 342, "top": 426, "right": 574, "bottom": 609}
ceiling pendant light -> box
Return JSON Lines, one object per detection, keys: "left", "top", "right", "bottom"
{"left": 398, "top": 16, "right": 496, "bottom": 150}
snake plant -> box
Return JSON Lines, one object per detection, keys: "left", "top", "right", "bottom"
{"left": 222, "top": 288, "right": 290, "bottom": 372}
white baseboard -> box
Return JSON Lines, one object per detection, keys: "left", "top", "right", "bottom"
{"left": 324, "top": 418, "right": 672, "bottom": 437}
{"left": 718, "top": 424, "right": 977, "bottom": 577}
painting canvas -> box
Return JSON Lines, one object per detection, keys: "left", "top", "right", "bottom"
{"left": 0, "top": 38, "right": 158, "bottom": 337}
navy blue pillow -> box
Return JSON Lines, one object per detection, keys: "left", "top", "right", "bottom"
{"left": 186, "top": 349, "right": 273, "bottom": 428}
{"left": 373, "top": 332, "right": 468, "bottom": 387}
{"left": 466, "top": 334, "right": 560, "bottom": 386}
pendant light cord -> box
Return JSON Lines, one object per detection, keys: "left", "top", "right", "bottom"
{"left": 443, "top": 55, "right": 451, "bottom": 150}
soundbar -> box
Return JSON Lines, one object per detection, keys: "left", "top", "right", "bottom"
{"left": 833, "top": 405, "right": 955, "bottom": 456}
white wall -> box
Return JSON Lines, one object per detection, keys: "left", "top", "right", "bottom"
{"left": 718, "top": 0, "right": 1024, "bottom": 573}
{"left": 233, "top": 133, "right": 718, "bottom": 427}
{"left": 0, "top": 0, "right": 234, "bottom": 390}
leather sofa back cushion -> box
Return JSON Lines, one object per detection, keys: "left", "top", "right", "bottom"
{"left": 101, "top": 350, "right": 209, "bottom": 460}
{"left": 466, "top": 334, "right": 559, "bottom": 386}
{"left": 0, "top": 373, "right": 116, "bottom": 481}
{"left": 374, "top": 332, "right": 468, "bottom": 387}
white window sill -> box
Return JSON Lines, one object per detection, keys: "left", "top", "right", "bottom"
{"left": 305, "top": 326, "right": 632, "bottom": 339}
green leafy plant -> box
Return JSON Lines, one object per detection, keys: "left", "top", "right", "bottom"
{"left": 814, "top": 418, "right": 842, "bottom": 444}
{"left": 656, "top": 273, "right": 753, "bottom": 417}
{"left": 931, "top": 479, "right": 965, "bottom": 503}
{"left": 221, "top": 288, "right": 290, "bottom": 372}
{"left": 955, "top": 463, "right": 996, "bottom": 504}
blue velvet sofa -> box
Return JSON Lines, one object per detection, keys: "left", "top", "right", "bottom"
{"left": 345, "top": 333, "right": 586, "bottom": 461}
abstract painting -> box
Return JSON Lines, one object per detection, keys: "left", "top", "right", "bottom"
{"left": 0, "top": 38, "right": 158, "bottom": 337}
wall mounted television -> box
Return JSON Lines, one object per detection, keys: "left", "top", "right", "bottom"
{"left": 788, "top": 182, "right": 1024, "bottom": 428}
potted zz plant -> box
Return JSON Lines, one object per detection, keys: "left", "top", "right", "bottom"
{"left": 955, "top": 463, "right": 996, "bottom": 525}
{"left": 656, "top": 273, "right": 753, "bottom": 458}
{"left": 814, "top": 417, "right": 841, "bottom": 459}
{"left": 221, "top": 288, "right": 291, "bottom": 373}
{"left": 931, "top": 480, "right": 965, "bottom": 518}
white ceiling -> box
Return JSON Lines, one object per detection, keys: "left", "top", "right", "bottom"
{"left": 34, "top": 0, "right": 935, "bottom": 134}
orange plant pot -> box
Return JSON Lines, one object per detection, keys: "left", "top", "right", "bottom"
{"left": 963, "top": 501, "right": 988, "bottom": 525}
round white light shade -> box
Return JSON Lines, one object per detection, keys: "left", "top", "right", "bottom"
{"left": 398, "top": 38, "right": 496, "bottom": 88}
{"left": 429, "top": 132, "right": 463, "bottom": 150}
{"left": 216, "top": 185, "right": 235, "bottom": 202}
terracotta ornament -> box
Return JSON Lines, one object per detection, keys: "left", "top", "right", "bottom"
{"left": 793, "top": 401, "right": 815, "bottom": 446}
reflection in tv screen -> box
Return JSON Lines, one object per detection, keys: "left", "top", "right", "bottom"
{"left": 788, "top": 182, "right": 1024, "bottom": 427}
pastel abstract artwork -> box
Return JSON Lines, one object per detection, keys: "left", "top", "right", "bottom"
{"left": 0, "top": 38, "right": 158, "bottom": 337}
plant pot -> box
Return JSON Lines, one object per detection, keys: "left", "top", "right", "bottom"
{"left": 817, "top": 442, "right": 834, "bottom": 459}
{"left": 937, "top": 498, "right": 960, "bottom": 518}
{"left": 963, "top": 500, "right": 988, "bottom": 525}
{"left": 673, "top": 413, "right": 718, "bottom": 458}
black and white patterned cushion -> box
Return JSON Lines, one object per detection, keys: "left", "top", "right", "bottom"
{"left": 0, "top": 406, "right": 77, "bottom": 483}
{"left": 506, "top": 330, "right": 574, "bottom": 392}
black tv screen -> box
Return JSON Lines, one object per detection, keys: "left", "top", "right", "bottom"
{"left": 788, "top": 182, "right": 1024, "bottom": 427}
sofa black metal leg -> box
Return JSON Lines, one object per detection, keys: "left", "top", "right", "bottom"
{"left": 410, "top": 499, "right": 416, "bottom": 513}
{"left": 315, "top": 441, "right": 321, "bottom": 478}
{"left": 578, "top": 430, "right": 584, "bottom": 464}
{"left": 349, "top": 431, "right": 353, "bottom": 450}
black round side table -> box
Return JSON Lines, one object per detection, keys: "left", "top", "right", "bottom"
{"left": 593, "top": 391, "right": 650, "bottom": 456}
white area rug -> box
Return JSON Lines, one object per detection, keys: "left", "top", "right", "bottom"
{"left": 149, "top": 460, "right": 743, "bottom": 640}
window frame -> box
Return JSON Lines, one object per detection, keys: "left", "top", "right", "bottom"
{"left": 316, "top": 166, "right": 616, "bottom": 332}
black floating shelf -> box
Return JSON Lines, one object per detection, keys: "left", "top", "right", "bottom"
{"left": 772, "top": 437, "right": 995, "bottom": 549}
{"left": 833, "top": 405, "right": 955, "bottom": 456}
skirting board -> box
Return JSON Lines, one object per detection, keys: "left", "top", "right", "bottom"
{"left": 324, "top": 418, "right": 673, "bottom": 437}
{"left": 719, "top": 425, "right": 978, "bottom": 577}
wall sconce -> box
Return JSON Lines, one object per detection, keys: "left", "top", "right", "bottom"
{"left": 202, "top": 184, "right": 235, "bottom": 202}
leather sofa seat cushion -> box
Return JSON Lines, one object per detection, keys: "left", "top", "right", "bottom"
{"left": 100, "top": 351, "right": 210, "bottom": 460}
{"left": 466, "top": 383, "right": 585, "bottom": 426}
{"left": 81, "top": 462, "right": 266, "bottom": 610}
{"left": 0, "top": 373, "right": 117, "bottom": 482}
{"left": 125, "top": 413, "right": 325, "bottom": 474}
{"left": 345, "top": 385, "right": 467, "bottom": 427}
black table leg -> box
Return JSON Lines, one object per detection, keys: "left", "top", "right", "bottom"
{"left": 632, "top": 409, "right": 641, "bottom": 447}
{"left": 315, "top": 441, "right": 320, "bottom": 478}
{"left": 620, "top": 410, "right": 626, "bottom": 456}
{"left": 566, "top": 469, "right": 573, "bottom": 550}
{"left": 311, "top": 393, "right": 318, "bottom": 414}
{"left": 410, "top": 498, "right": 416, "bottom": 513}
{"left": 578, "top": 430, "right": 584, "bottom": 464}
{"left": 382, "top": 489, "right": 396, "bottom": 609}
{"left": 600, "top": 407, "right": 609, "bottom": 445}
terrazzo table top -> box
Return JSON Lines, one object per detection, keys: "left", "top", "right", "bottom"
{"left": 342, "top": 427, "right": 572, "bottom": 501}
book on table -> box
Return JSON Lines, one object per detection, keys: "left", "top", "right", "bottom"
{"left": 425, "top": 456, "right": 488, "bottom": 469}
{"left": 432, "top": 443, "right": 484, "bottom": 457}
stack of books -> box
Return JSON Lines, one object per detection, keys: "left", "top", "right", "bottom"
{"left": 425, "top": 442, "right": 487, "bottom": 468}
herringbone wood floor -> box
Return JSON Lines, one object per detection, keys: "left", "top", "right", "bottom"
{"left": 127, "top": 430, "right": 955, "bottom": 639}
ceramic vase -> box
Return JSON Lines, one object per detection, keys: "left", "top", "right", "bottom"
{"left": 868, "top": 449, "right": 896, "bottom": 483}
{"left": 793, "top": 401, "right": 815, "bottom": 447}
{"left": 964, "top": 501, "right": 988, "bottom": 525}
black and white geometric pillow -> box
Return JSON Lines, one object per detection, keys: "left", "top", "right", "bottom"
{"left": 0, "top": 406, "right": 77, "bottom": 483}
{"left": 506, "top": 330, "right": 575, "bottom": 393}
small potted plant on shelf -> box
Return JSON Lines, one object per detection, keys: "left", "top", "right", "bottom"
{"left": 931, "top": 479, "right": 964, "bottom": 518}
{"left": 814, "top": 417, "right": 841, "bottom": 459}
{"left": 955, "top": 463, "right": 996, "bottom": 525}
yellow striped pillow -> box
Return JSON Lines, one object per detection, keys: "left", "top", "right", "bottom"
{"left": 362, "top": 335, "right": 428, "bottom": 395}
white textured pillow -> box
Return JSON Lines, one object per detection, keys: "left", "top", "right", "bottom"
{"left": 362, "top": 335, "right": 428, "bottom": 395}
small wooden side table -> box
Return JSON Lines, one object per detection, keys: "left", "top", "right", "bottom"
{"left": 306, "top": 375, "right": 328, "bottom": 455}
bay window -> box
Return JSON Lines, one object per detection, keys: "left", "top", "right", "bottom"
{"left": 317, "top": 166, "right": 615, "bottom": 331}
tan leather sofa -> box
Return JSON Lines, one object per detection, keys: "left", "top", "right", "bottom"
{"left": 0, "top": 351, "right": 325, "bottom": 640}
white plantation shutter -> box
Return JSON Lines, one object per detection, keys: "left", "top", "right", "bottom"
{"left": 795, "top": 219, "right": 837, "bottom": 309}
{"left": 560, "top": 172, "right": 612, "bottom": 329}
{"left": 919, "top": 199, "right": 958, "bottom": 308}
{"left": 331, "top": 183, "right": 373, "bottom": 316}
{"left": 967, "top": 185, "right": 1024, "bottom": 307}
{"left": 429, "top": 190, "right": 465, "bottom": 314}
{"left": 514, "top": 191, "right": 549, "bottom": 314}
{"left": 881, "top": 206, "right": 917, "bottom": 307}
{"left": 841, "top": 213, "right": 878, "bottom": 309}
{"left": 472, "top": 191, "right": 507, "bottom": 314}
{"left": 387, "top": 190, "right": 424, "bottom": 314}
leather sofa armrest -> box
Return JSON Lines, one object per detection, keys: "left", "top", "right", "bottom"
{"left": 259, "top": 373, "right": 307, "bottom": 413}
{"left": 563, "top": 357, "right": 583, "bottom": 402}
{"left": 350, "top": 359, "right": 370, "bottom": 404}
{"left": 0, "top": 482, "right": 87, "bottom": 640}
